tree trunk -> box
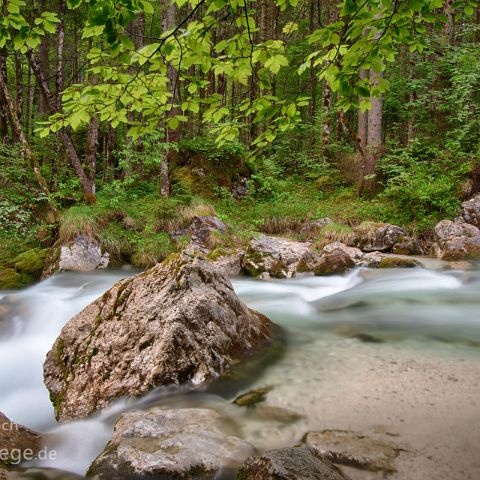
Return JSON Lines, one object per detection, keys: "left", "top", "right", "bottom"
{"left": 0, "top": 47, "right": 9, "bottom": 143}
{"left": 161, "top": 0, "right": 180, "bottom": 197}
{"left": 56, "top": 2, "right": 65, "bottom": 111}
{"left": 360, "top": 68, "right": 384, "bottom": 196}
{"left": 85, "top": 116, "right": 99, "bottom": 194}
{"left": 26, "top": 48, "right": 96, "bottom": 202}
{"left": 0, "top": 65, "right": 57, "bottom": 217}
{"left": 14, "top": 51, "right": 23, "bottom": 130}
{"left": 358, "top": 70, "right": 368, "bottom": 150}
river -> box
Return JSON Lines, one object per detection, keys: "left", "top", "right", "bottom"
{"left": 1, "top": 266, "right": 479, "bottom": 479}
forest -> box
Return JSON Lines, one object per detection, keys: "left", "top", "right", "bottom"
{"left": 0, "top": 0, "right": 478, "bottom": 288}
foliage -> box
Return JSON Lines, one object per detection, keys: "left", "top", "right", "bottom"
{"left": 378, "top": 141, "right": 470, "bottom": 230}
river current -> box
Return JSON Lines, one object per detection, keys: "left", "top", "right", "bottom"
{"left": 1, "top": 266, "right": 479, "bottom": 479}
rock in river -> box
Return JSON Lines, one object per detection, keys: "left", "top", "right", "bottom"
{"left": 44, "top": 253, "right": 275, "bottom": 421}
{"left": 0, "top": 412, "right": 41, "bottom": 467}
{"left": 238, "top": 445, "right": 349, "bottom": 480}
{"left": 353, "top": 223, "right": 406, "bottom": 253}
{"left": 242, "top": 235, "right": 315, "bottom": 278}
{"left": 433, "top": 220, "right": 480, "bottom": 260}
{"left": 88, "top": 408, "right": 254, "bottom": 479}
{"left": 304, "top": 430, "right": 400, "bottom": 473}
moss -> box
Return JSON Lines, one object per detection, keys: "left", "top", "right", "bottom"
{"left": 206, "top": 248, "right": 229, "bottom": 261}
{"left": 378, "top": 257, "right": 420, "bottom": 268}
{"left": 0, "top": 268, "right": 33, "bottom": 289}
{"left": 13, "top": 248, "right": 48, "bottom": 277}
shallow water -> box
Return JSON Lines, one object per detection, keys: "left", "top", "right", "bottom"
{"left": 1, "top": 266, "right": 479, "bottom": 478}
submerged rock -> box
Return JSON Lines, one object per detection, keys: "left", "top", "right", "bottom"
{"left": 7, "top": 468, "right": 84, "bottom": 479}
{"left": 88, "top": 408, "right": 254, "bottom": 479}
{"left": 44, "top": 253, "right": 275, "bottom": 421}
{"left": 433, "top": 220, "right": 480, "bottom": 260}
{"left": 238, "top": 445, "right": 349, "bottom": 480}
{"left": 304, "top": 430, "right": 400, "bottom": 473}
{"left": 233, "top": 386, "right": 273, "bottom": 407}
{"left": 0, "top": 412, "right": 41, "bottom": 467}
{"left": 353, "top": 223, "right": 406, "bottom": 253}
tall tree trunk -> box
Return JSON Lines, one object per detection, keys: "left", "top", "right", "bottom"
{"left": 357, "top": 70, "right": 368, "bottom": 150}
{"left": 360, "top": 68, "right": 384, "bottom": 196}
{"left": 0, "top": 47, "right": 9, "bottom": 143}
{"left": 161, "top": 0, "right": 180, "bottom": 197}
{"left": 26, "top": 48, "right": 96, "bottom": 202}
{"left": 0, "top": 65, "right": 57, "bottom": 217}
{"left": 56, "top": 2, "right": 65, "bottom": 111}
{"left": 14, "top": 52, "right": 23, "bottom": 132}
{"left": 38, "top": 0, "right": 50, "bottom": 117}
{"left": 85, "top": 116, "right": 99, "bottom": 194}
{"left": 125, "top": 13, "right": 145, "bottom": 176}
{"left": 443, "top": 0, "right": 455, "bottom": 44}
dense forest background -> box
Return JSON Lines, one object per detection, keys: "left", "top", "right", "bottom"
{"left": 0, "top": 0, "right": 479, "bottom": 287}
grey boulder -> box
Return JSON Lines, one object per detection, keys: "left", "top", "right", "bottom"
{"left": 44, "top": 253, "right": 275, "bottom": 421}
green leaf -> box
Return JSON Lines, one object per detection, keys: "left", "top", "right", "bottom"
{"left": 265, "top": 54, "right": 289, "bottom": 74}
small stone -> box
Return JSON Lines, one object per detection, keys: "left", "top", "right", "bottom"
{"left": 233, "top": 386, "right": 273, "bottom": 407}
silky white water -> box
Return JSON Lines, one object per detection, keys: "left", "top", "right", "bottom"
{"left": 1, "top": 266, "right": 479, "bottom": 478}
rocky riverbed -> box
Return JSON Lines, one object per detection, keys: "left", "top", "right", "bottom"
{"left": 1, "top": 263, "right": 480, "bottom": 479}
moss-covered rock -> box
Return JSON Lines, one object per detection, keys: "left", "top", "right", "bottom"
{"left": 0, "top": 268, "right": 33, "bottom": 289}
{"left": 378, "top": 257, "right": 420, "bottom": 268}
{"left": 14, "top": 248, "right": 49, "bottom": 277}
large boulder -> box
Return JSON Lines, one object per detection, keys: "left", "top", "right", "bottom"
{"left": 353, "top": 223, "right": 406, "bottom": 253}
{"left": 433, "top": 220, "right": 480, "bottom": 260}
{"left": 243, "top": 235, "right": 315, "bottom": 278}
{"left": 88, "top": 408, "right": 254, "bottom": 479}
{"left": 0, "top": 412, "right": 41, "bottom": 468}
{"left": 42, "top": 235, "right": 109, "bottom": 277}
{"left": 238, "top": 445, "right": 349, "bottom": 480}
{"left": 44, "top": 253, "right": 275, "bottom": 421}
{"left": 460, "top": 193, "right": 480, "bottom": 228}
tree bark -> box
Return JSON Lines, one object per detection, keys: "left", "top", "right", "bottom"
{"left": 161, "top": 0, "right": 180, "bottom": 197}
{"left": 0, "top": 65, "right": 57, "bottom": 217}
{"left": 359, "top": 68, "right": 384, "bottom": 196}
{"left": 0, "top": 47, "right": 9, "bottom": 143}
{"left": 358, "top": 70, "right": 368, "bottom": 150}
{"left": 26, "top": 48, "right": 96, "bottom": 202}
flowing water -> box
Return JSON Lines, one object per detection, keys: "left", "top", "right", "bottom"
{"left": 1, "top": 266, "right": 480, "bottom": 479}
